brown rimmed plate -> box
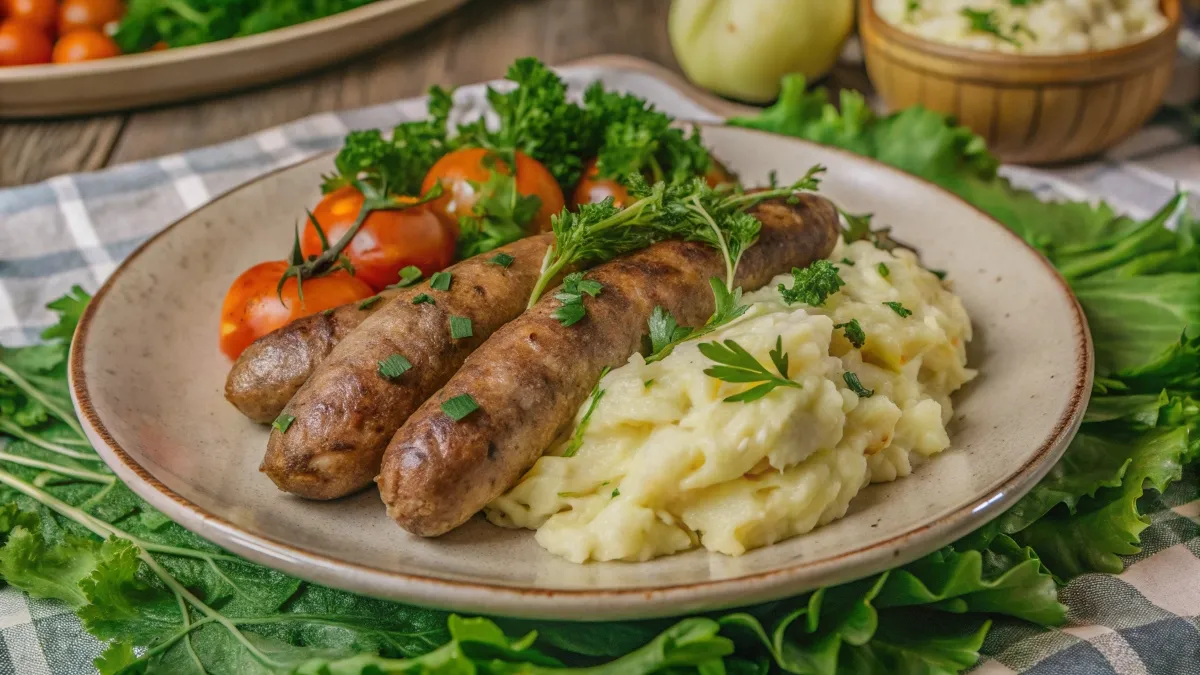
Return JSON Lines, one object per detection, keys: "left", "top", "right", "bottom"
{"left": 68, "top": 124, "right": 1091, "bottom": 620}
{"left": 0, "top": 0, "right": 468, "bottom": 118}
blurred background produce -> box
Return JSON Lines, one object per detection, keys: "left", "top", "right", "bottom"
{"left": 668, "top": 0, "right": 855, "bottom": 103}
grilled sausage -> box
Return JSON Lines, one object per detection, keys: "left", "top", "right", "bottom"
{"left": 377, "top": 194, "right": 840, "bottom": 536}
{"left": 262, "top": 233, "right": 560, "bottom": 499}
{"left": 225, "top": 294, "right": 398, "bottom": 423}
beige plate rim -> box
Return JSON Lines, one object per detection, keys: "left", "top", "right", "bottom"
{"left": 68, "top": 125, "right": 1093, "bottom": 620}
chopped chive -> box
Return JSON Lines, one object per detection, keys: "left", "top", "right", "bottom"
{"left": 488, "top": 253, "right": 515, "bottom": 268}
{"left": 272, "top": 413, "right": 295, "bottom": 433}
{"left": 392, "top": 266, "right": 423, "bottom": 288}
{"left": 430, "top": 271, "right": 452, "bottom": 291}
{"left": 378, "top": 354, "right": 412, "bottom": 380}
{"left": 412, "top": 293, "right": 435, "bottom": 305}
{"left": 449, "top": 315, "right": 473, "bottom": 339}
{"left": 877, "top": 263, "right": 890, "bottom": 278}
{"left": 442, "top": 393, "right": 479, "bottom": 421}
{"left": 611, "top": 488, "right": 620, "bottom": 498}
{"left": 840, "top": 258, "right": 855, "bottom": 266}
{"left": 843, "top": 372, "right": 874, "bottom": 398}
{"left": 358, "top": 296, "right": 382, "bottom": 310}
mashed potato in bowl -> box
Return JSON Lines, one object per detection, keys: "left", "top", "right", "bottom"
{"left": 486, "top": 241, "right": 974, "bottom": 564}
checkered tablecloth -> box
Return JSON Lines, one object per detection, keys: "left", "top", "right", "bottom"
{"left": 1, "top": 59, "right": 1198, "bottom": 675}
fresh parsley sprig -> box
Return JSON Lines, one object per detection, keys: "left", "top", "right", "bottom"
{"left": 835, "top": 319, "right": 867, "bottom": 348}
{"left": 645, "top": 280, "right": 750, "bottom": 364}
{"left": 553, "top": 274, "right": 604, "bottom": 327}
{"left": 701, "top": 337, "right": 802, "bottom": 403}
{"left": 780, "top": 260, "right": 845, "bottom": 306}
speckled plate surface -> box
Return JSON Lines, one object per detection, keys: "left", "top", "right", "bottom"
{"left": 69, "top": 124, "right": 1091, "bottom": 620}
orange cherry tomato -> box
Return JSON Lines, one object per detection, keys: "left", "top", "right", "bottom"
{"left": 420, "top": 148, "right": 565, "bottom": 234}
{"left": 300, "top": 187, "right": 456, "bottom": 292}
{"left": 3, "top": 0, "right": 54, "bottom": 33}
{"left": 0, "top": 19, "right": 51, "bottom": 66}
{"left": 571, "top": 158, "right": 630, "bottom": 209}
{"left": 58, "top": 0, "right": 124, "bottom": 34}
{"left": 219, "top": 261, "right": 373, "bottom": 360}
{"left": 51, "top": 28, "right": 120, "bottom": 63}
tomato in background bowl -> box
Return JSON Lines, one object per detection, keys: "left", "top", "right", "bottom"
{"left": 300, "top": 186, "right": 456, "bottom": 292}
{"left": 0, "top": 19, "right": 52, "bottom": 65}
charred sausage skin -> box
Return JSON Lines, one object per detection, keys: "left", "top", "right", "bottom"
{"left": 377, "top": 194, "right": 841, "bottom": 536}
{"left": 261, "top": 233, "right": 558, "bottom": 499}
{"left": 225, "top": 294, "right": 397, "bottom": 423}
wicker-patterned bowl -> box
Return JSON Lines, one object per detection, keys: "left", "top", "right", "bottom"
{"left": 859, "top": 0, "right": 1182, "bottom": 164}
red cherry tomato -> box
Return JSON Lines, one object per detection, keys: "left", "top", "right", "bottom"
{"left": 219, "top": 261, "right": 373, "bottom": 360}
{"left": 51, "top": 28, "right": 120, "bottom": 63}
{"left": 300, "top": 187, "right": 456, "bottom": 292}
{"left": 420, "top": 148, "right": 565, "bottom": 234}
{"left": 0, "top": 19, "right": 50, "bottom": 65}
{"left": 571, "top": 158, "right": 631, "bottom": 209}
{"left": 3, "top": 0, "right": 54, "bottom": 33}
{"left": 58, "top": 0, "right": 123, "bottom": 34}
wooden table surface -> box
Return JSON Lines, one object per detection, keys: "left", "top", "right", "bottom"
{"left": 0, "top": 0, "right": 687, "bottom": 188}
{"left": 0, "top": 0, "right": 877, "bottom": 189}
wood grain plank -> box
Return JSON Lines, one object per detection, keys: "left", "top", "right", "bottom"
{"left": 110, "top": 0, "right": 678, "bottom": 164}
{"left": 0, "top": 116, "right": 124, "bottom": 188}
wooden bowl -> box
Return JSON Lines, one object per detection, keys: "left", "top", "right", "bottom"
{"left": 858, "top": 0, "right": 1182, "bottom": 164}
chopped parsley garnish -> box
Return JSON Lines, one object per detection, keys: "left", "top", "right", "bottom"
{"left": 884, "top": 301, "right": 913, "bottom": 318}
{"left": 931, "top": 269, "right": 948, "bottom": 280}
{"left": 779, "top": 260, "right": 845, "bottom": 306}
{"left": 488, "top": 252, "right": 515, "bottom": 268}
{"left": 877, "top": 263, "right": 890, "bottom": 278}
{"left": 449, "top": 315, "right": 473, "bottom": 339}
{"left": 961, "top": 8, "right": 1023, "bottom": 45}
{"left": 321, "top": 308, "right": 335, "bottom": 317}
{"left": 611, "top": 488, "right": 620, "bottom": 498}
{"left": 644, "top": 379, "right": 655, "bottom": 388}
{"left": 377, "top": 354, "right": 412, "bottom": 380}
{"left": 392, "top": 266, "right": 423, "bottom": 288}
{"left": 840, "top": 258, "right": 855, "bottom": 266}
{"left": 441, "top": 394, "right": 479, "bottom": 421}
{"left": 701, "top": 337, "right": 801, "bottom": 403}
{"left": 563, "top": 367, "right": 610, "bottom": 457}
{"left": 357, "top": 296, "right": 382, "bottom": 310}
{"left": 271, "top": 413, "right": 295, "bottom": 434}
{"left": 412, "top": 293, "right": 435, "bottom": 305}
{"left": 645, "top": 280, "right": 750, "bottom": 364}
{"left": 835, "top": 319, "right": 867, "bottom": 348}
{"left": 844, "top": 372, "right": 874, "bottom": 398}
{"left": 429, "top": 271, "right": 452, "bottom": 291}
{"left": 553, "top": 273, "right": 603, "bottom": 327}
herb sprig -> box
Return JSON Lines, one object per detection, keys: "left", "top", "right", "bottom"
{"left": 780, "top": 260, "right": 845, "bottom": 306}
{"left": 645, "top": 280, "right": 750, "bottom": 364}
{"left": 701, "top": 337, "right": 802, "bottom": 403}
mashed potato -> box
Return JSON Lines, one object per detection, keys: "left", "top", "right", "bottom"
{"left": 875, "top": 0, "right": 1168, "bottom": 54}
{"left": 486, "top": 241, "right": 974, "bottom": 563}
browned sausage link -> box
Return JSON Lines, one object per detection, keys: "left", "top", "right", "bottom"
{"left": 262, "top": 233, "right": 558, "bottom": 499}
{"left": 377, "top": 194, "right": 840, "bottom": 536}
{"left": 225, "top": 291, "right": 399, "bottom": 423}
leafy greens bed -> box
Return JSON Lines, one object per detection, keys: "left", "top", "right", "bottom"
{"left": 0, "top": 76, "right": 1196, "bottom": 674}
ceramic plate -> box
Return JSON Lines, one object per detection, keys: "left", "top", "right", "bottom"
{"left": 0, "top": 0, "right": 467, "bottom": 118}
{"left": 69, "top": 124, "right": 1091, "bottom": 620}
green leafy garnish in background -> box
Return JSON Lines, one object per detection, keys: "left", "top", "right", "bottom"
{"left": 0, "top": 75, "right": 1195, "bottom": 674}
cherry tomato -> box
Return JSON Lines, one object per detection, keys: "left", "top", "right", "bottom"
{"left": 571, "top": 158, "right": 630, "bottom": 209}
{"left": 3, "top": 0, "right": 54, "bottom": 33}
{"left": 51, "top": 28, "right": 120, "bottom": 63}
{"left": 219, "top": 261, "right": 373, "bottom": 360}
{"left": 300, "top": 187, "right": 456, "bottom": 292}
{"left": 0, "top": 19, "right": 51, "bottom": 66}
{"left": 420, "top": 148, "right": 565, "bottom": 234}
{"left": 58, "top": 0, "right": 123, "bottom": 34}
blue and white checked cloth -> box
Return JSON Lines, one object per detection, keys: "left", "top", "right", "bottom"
{"left": 0, "top": 58, "right": 1198, "bottom": 674}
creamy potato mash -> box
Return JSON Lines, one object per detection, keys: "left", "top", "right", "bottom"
{"left": 875, "top": 0, "right": 1168, "bottom": 53}
{"left": 487, "top": 241, "right": 974, "bottom": 563}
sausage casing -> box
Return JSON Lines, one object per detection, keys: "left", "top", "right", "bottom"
{"left": 377, "top": 195, "right": 841, "bottom": 536}
{"left": 225, "top": 292, "right": 397, "bottom": 423}
{"left": 262, "top": 233, "right": 558, "bottom": 499}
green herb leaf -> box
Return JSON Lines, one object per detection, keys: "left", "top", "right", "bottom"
{"left": 412, "top": 293, "right": 435, "bottom": 305}
{"left": 835, "top": 319, "right": 867, "bottom": 348}
{"left": 843, "top": 372, "right": 874, "bottom": 398}
{"left": 645, "top": 279, "right": 750, "bottom": 364}
{"left": 780, "top": 260, "right": 845, "bottom": 306}
{"left": 877, "top": 262, "right": 890, "bottom": 278}
{"left": 488, "top": 252, "right": 516, "bottom": 268}
{"left": 961, "top": 8, "right": 1023, "bottom": 45}
{"left": 840, "top": 257, "right": 855, "bottom": 266}
{"left": 271, "top": 413, "right": 295, "bottom": 433}
{"left": 392, "top": 266, "right": 423, "bottom": 288}
{"left": 883, "top": 301, "right": 913, "bottom": 317}
{"left": 700, "top": 339, "right": 802, "bottom": 403}
{"left": 553, "top": 273, "right": 603, "bottom": 327}
{"left": 449, "top": 315, "right": 473, "bottom": 339}
{"left": 377, "top": 354, "right": 412, "bottom": 380}
{"left": 563, "top": 367, "right": 609, "bottom": 457}
{"left": 611, "top": 488, "right": 620, "bottom": 498}
{"left": 40, "top": 285, "right": 90, "bottom": 342}
{"left": 455, "top": 166, "right": 543, "bottom": 258}
{"left": 441, "top": 394, "right": 479, "bottom": 421}
{"left": 648, "top": 306, "right": 693, "bottom": 355}
{"left": 357, "top": 295, "right": 382, "bottom": 310}
{"left": 429, "top": 271, "right": 452, "bottom": 291}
